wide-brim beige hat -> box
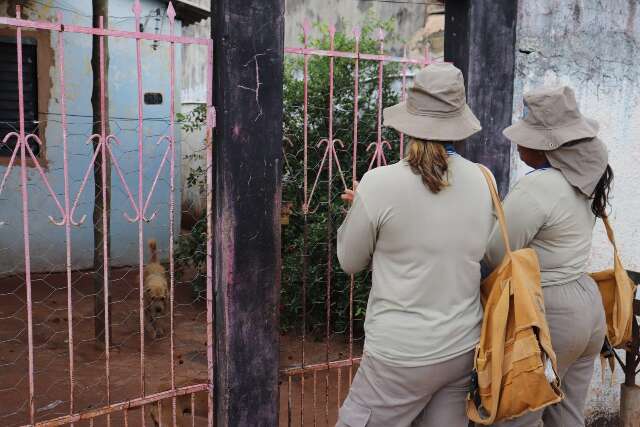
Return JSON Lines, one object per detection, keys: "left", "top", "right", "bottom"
{"left": 383, "top": 63, "right": 481, "bottom": 142}
{"left": 504, "top": 86, "right": 599, "bottom": 151}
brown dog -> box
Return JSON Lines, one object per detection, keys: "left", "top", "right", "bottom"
{"left": 144, "top": 239, "right": 168, "bottom": 339}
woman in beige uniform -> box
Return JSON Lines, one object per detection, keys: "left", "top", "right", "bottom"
{"left": 336, "top": 63, "right": 495, "bottom": 427}
{"left": 485, "top": 86, "right": 611, "bottom": 427}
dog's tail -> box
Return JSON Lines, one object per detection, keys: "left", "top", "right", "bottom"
{"left": 148, "top": 239, "right": 158, "bottom": 263}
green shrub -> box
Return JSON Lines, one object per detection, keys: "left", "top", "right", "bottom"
{"left": 176, "top": 17, "right": 403, "bottom": 339}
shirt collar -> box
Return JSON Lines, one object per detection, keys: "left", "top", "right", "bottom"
{"left": 526, "top": 161, "right": 552, "bottom": 175}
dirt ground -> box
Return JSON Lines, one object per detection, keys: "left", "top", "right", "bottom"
{"left": 0, "top": 269, "right": 362, "bottom": 426}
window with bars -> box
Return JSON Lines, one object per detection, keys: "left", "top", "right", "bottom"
{"left": 0, "top": 37, "right": 40, "bottom": 157}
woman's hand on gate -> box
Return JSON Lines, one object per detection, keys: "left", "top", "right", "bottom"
{"left": 341, "top": 182, "right": 359, "bottom": 204}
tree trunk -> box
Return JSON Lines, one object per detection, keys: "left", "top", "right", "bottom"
{"left": 91, "top": 0, "right": 112, "bottom": 346}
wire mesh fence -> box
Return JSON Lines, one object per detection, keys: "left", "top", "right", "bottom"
{"left": 279, "top": 19, "right": 435, "bottom": 426}
{"left": 0, "top": 2, "right": 214, "bottom": 426}
{"left": 1, "top": 3, "right": 443, "bottom": 425}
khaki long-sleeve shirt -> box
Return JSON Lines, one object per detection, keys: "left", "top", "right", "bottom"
{"left": 485, "top": 168, "right": 595, "bottom": 286}
{"left": 337, "top": 156, "right": 494, "bottom": 367}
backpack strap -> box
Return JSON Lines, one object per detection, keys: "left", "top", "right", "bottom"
{"left": 477, "top": 165, "right": 512, "bottom": 256}
{"left": 599, "top": 216, "right": 637, "bottom": 348}
{"left": 467, "top": 165, "right": 513, "bottom": 425}
{"left": 602, "top": 216, "right": 617, "bottom": 251}
{"left": 602, "top": 215, "right": 625, "bottom": 280}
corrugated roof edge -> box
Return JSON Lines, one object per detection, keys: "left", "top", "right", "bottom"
{"left": 161, "top": 0, "right": 209, "bottom": 26}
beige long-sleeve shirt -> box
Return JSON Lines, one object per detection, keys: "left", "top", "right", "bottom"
{"left": 337, "top": 156, "right": 494, "bottom": 367}
{"left": 485, "top": 168, "right": 596, "bottom": 286}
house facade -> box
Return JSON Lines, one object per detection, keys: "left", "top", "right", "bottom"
{"left": 0, "top": 0, "right": 208, "bottom": 273}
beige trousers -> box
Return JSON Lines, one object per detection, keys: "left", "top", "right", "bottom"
{"left": 491, "top": 275, "right": 606, "bottom": 427}
{"left": 336, "top": 350, "right": 474, "bottom": 427}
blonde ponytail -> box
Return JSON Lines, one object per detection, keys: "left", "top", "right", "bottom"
{"left": 406, "top": 138, "right": 450, "bottom": 193}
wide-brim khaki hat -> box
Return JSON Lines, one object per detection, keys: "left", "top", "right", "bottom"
{"left": 504, "top": 86, "right": 599, "bottom": 151}
{"left": 383, "top": 63, "right": 481, "bottom": 142}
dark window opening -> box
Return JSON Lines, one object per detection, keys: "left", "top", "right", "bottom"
{"left": 144, "top": 92, "right": 163, "bottom": 105}
{"left": 0, "top": 38, "right": 40, "bottom": 158}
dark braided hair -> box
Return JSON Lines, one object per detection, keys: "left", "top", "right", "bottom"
{"left": 590, "top": 165, "right": 613, "bottom": 218}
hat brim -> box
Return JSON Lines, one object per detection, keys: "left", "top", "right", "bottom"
{"left": 503, "top": 117, "right": 599, "bottom": 151}
{"left": 383, "top": 102, "right": 482, "bottom": 142}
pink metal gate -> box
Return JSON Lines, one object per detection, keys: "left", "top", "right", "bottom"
{"left": 280, "top": 21, "right": 434, "bottom": 426}
{"left": 0, "top": 2, "right": 214, "bottom": 426}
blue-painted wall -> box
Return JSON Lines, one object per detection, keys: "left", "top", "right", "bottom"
{"left": 0, "top": 0, "right": 183, "bottom": 274}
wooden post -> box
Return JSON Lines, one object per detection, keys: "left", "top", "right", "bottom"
{"left": 212, "top": 0, "right": 284, "bottom": 425}
{"left": 621, "top": 271, "right": 640, "bottom": 427}
{"left": 444, "top": 0, "right": 518, "bottom": 196}
{"left": 91, "top": 0, "right": 112, "bottom": 346}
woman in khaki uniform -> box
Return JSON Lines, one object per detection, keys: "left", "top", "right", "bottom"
{"left": 336, "top": 63, "right": 495, "bottom": 426}
{"left": 485, "top": 86, "right": 611, "bottom": 427}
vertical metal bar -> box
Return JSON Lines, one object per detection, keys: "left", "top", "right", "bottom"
{"left": 205, "top": 38, "right": 215, "bottom": 427}
{"left": 98, "top": 15, "right": 112, "bottom": 427}
{"left": 133, "top": 4, "right": 146, "bottom": 427}
{"left": 15, "top": 6, "right": 35, "bottom": 424}
{"left": 191, "top": 393, "right": 196, "bottom": 427}
{"left": 399, "top": 45, "right": 408, "bottom": 159}
{"left": 287, "top": 376, "right": 292, "bottom": 427}
{"left": 625, "top": 300, "right": 639, "bottom": 385}
{"left": 337, "top": 367, "right": 342, "bottom": 413}
{"left": 57, "top": 12, "right": 76, "bottom": 426}
{"left": 325, "top": 23, "right": 337, "bottom": 427}
{"left": 166, "top": 4, "right": 178, "bottom": 427}
{"left": 349, "top": 27, "right": 361, "bottom": 386}
{"left": 351, "top": 28, "right": 360, "bottom": 186}
{"left": 375, "top": 30, "right": 385, "bottom": 168}
{"left": 312, "top": 370, "right": 317, "bottom": 427}
{"left": 300, "top": 19, "right": 310, "bottom": 427}
{"left": 124, "top": 409, "right": 129, "bottom": 427}
{"left": 302, "top": 19, "right": 310, "bottom": 212}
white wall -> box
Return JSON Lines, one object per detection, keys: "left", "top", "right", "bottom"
{"left": 512, "top": 0, "right": 640, "bottom": 272}
{"left": 180, "top": 18, "right": 208, "bottom": 223}
{"left": 512, "top": 1, "right": 640, "bottom": 421}
{"left": 285, "top": 0, "right": 425, "bottom": 51}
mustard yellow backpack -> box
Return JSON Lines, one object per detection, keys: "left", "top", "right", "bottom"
{"left": 590, "top": 217, "right": 637, "bottom": 379}
{"left": 467, "top": 166, "right": 563, "bottom": 425}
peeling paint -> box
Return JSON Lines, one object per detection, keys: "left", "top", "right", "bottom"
{"left": 513, "top": 0, "right": 640, "bottom": 416}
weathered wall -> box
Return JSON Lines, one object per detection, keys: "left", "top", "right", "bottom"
{"left": 285, "top": 0, "right": 443, "bottom": 58}
{"left": 180, "top": 17, "right": 208, "bottom": 223}
{"left": 512, "top": 0, "right": 640, "bottom": 420}
{"left": 0, "top": 0, "right": 183, "bottom": 273}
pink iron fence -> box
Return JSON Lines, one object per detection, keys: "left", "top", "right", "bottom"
{"left": 0, "top": 2, "right": 214, "bottom": 426}
{"left": 280, "top": 21, "right": 434, "bottom": 426}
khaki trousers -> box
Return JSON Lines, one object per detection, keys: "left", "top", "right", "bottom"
{"left": 336, "top": 350, "right": 474, "bottom": 427}
{"left": 491, "top": 275, "right": 606, "bottom": 427}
